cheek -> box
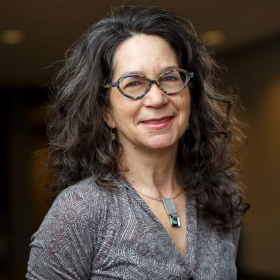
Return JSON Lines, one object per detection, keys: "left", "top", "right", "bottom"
{"left": 109, "top": 100, "right": 139, "bottom": 128}
{"left": 179, "top": 95, "right": 191, "bottom": 113}
{"left": 179, "top": 88, "right": 191, "bottom": 103}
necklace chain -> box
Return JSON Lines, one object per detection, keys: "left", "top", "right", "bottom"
{"left": 136, "top": 187, "right": 184, "bottom": 202}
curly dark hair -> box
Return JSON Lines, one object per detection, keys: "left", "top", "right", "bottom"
{"left": 46, "top": 5, "right": 249, "bottom": 230}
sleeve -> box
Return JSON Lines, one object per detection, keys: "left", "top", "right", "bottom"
{"left": 26, "top": 187, "right": 97, "bottom": 279}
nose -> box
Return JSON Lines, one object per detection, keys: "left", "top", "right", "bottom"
{"left": 142, "top": 82, "right": 169, "bottom": 108}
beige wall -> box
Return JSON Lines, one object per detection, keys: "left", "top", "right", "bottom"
{"left": 223, "top": 37, "right": 280, "bottom": 277}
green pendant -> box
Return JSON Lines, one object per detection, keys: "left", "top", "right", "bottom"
{"left": 162, "top": 198, "right": 181, "bottom": 227}
{"left": 170, "top": 214, "right": 181, "bottom": 227}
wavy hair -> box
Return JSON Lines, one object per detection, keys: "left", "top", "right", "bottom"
{"left": 46, "top": 5, "right": 249, "bottom": 230}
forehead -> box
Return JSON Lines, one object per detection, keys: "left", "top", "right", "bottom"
{"left": 112, "top": 34, "right": 179, "bottom": 79}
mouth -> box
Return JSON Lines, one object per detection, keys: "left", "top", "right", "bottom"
{"left": 142, "top": 117, "right": 172, "bottom": 124}
{"left": 140, "top": 116, "right": 174, "bottom": 129}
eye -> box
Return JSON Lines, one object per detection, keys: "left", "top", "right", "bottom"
{"left": 160, "top": 73, "right": 179, "bottom": 83}
{"left": 121, "top": 76, "right": 146, "bottom": 89}
{"left": 126, "top": 81, "right": 141, "bottom": 88}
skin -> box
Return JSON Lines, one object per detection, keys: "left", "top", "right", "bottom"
{"left": 104, "top": 34, "right": 191, "bottom": 155}
{"left": 103, "top": 34, "right": 191, "bottom": 259}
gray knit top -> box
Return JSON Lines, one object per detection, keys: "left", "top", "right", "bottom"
{"left": 26, "top": 177, "right": 240, "bottom": 280}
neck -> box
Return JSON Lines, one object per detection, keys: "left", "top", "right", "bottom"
{"left": 119, "top": 144, "right": 182, "bottom": 198}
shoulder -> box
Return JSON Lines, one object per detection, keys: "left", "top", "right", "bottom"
{"left": 53, "top": 177, "right": 112, "bottom": 209}
{"left": 56, "top": 177, "right": 101, "bottom": 200}
{"left": 43, "top": 177, "right": 118, "bottom": 231}
{"left": 27, "top": 177, "right": 108, "bottom": 278}
{"left": 31, "top": 177, "right": 119, "bottom": 250}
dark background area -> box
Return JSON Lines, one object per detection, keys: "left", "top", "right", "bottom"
{"left": 1, "top": 1, "right": 280, "bottom": 279}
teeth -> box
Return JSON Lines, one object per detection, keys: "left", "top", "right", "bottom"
{"left": 145, "top": 118, "right": 170, "bottom": 124}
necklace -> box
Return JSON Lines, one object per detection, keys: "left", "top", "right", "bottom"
{"left": 137, "top": 187, "right": 184, "bottom": 227}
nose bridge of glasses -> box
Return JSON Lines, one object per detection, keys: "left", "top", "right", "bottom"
{"left": 146, "top": 78, "right": 164, "bottom": 93}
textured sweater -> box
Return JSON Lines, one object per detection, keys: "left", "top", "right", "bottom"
{"left": 26, "top": 177, "right": 240, "bottom": 279}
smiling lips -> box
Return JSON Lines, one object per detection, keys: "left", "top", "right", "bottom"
{"left": 140, "top": 116, "right": 174, "bottom": 129}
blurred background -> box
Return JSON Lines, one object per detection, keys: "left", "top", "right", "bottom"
{"left": 1, "top": 0, "right": 280, "bottom": 279}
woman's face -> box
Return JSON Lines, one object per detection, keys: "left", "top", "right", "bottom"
{"left": 104, "top": 34, "right": 191, "bottom": 153}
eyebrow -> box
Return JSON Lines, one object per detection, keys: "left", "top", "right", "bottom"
{"left": 160, "top": 65, "right": 179, "bottom": 72}
{"left": 120, "top": 65, "right": 179, "bottom": 78}
{"left": 121, "top": 71, "right": 144, "bottom": 77}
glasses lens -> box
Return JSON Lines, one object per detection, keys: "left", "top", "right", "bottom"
{"left": 119, "top": 75, "right": 149, "bottom": 98}
{"left": 158, "top": 70, "right": 188, "bottom": 94}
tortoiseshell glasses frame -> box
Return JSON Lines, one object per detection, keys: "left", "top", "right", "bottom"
{"left": 104, "top": 69, "right": 194, "bottom": 100}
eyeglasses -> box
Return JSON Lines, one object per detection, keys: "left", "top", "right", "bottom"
{"left": 104, "top": 69, "right": 194, "bottom": 100}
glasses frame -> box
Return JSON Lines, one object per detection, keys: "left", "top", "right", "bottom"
{"left": 104, "top": 68, "right": 194, "bottom": 100}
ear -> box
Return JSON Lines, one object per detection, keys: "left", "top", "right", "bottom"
{"left": 102, "top": 106, "right": 116, "bottom": 129}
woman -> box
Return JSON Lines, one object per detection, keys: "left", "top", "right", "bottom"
{"left": 27, "top": 5, "right": 249, "bottom": 280}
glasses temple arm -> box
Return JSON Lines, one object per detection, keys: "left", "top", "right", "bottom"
{"left": 104, "top": 81, "right": 119, "bottom": 89}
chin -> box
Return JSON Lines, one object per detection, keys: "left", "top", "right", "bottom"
{"left": 141, "top": 137, "right": 178, "bottom": 151}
